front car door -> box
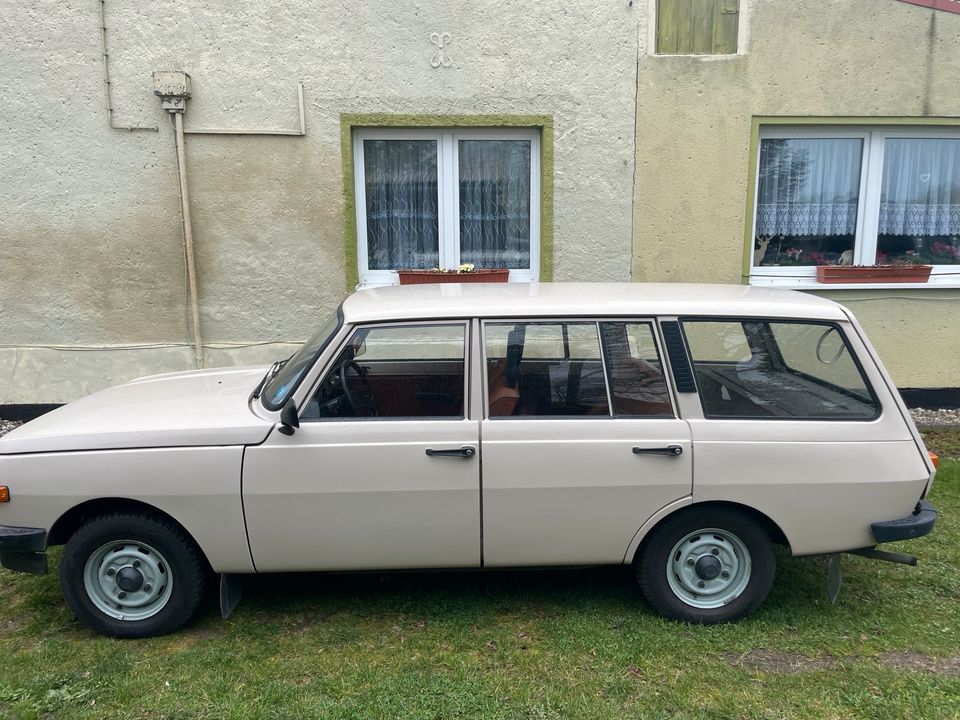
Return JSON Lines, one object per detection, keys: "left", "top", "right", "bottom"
{"left": 480, "top": 318, "right": 693, "bottom": 566}
{"left": 242, "top": 321, "right": 481, "bottom": 571}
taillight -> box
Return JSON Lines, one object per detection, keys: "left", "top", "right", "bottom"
{"left": 929, "top": 451, "right": 939, "bottom": 470}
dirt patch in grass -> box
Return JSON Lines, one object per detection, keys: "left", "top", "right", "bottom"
{"left": 920, "top": 428, "right": 960, "bottom": 459}
{"left": 724, "top": 649, "right": 839, "bottom": 674}
{"left": 725, "top": 649, "right": 960, "bottom": 678}
{"left": 881, "top": 651, "right": 960, "bottom": 677}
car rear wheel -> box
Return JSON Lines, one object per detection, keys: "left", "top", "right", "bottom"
{"left": 635, "top": 507, "right": 775, "bottom": 624}
{"left": 60, "top": 513, "right": 206, "bottom": 637}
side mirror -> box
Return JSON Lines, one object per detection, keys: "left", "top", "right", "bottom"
{"left": 277, "top": 397, "right": 300, "bottom": 436}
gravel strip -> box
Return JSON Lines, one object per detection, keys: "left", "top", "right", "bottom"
{"left": 909, "top": 407, "right": 960, "bottom": 428}
{"left": 0, "top": 419, "right": 22, "bottom": 438}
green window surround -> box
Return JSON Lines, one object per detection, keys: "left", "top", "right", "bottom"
{"left": 340, "top": 114, "right": 554, "bottom": 288}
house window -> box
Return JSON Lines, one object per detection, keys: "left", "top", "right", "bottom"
{"left": 353, "top": 128, "right": 540, "bottom": 285}
{"left": 655, "top": 0, "right": 740, "bottom": 55}
{"left": 751, "top": 127, "right": 960, "bottom": 287}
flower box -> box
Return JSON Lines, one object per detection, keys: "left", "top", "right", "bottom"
{"left": 816, "top": 265, "right": 933, "bottom": 284}
{"left": 397, "top": 268, "right": 510, "bottom": 285}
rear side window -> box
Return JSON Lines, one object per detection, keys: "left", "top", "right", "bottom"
{"left": 484, "top": 321, "right": 609, "bottom": 417}
{"left": 599, "top": 322, "right": 673, "bottom": 417}
{"left": 682, "top": 320, "right": 879, "bottom": 420}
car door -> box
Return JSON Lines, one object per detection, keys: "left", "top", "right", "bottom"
{"left": 480, "top": 319, "right": 693, "bottom": 566}
{"left": 242, "top": 321, "right": 481, "bottom": 572}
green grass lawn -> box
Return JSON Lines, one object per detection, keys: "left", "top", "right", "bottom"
{"left": 1, "top": 464, "right": 957, "bottom": 720}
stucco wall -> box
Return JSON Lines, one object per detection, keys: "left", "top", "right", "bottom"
{"left": 633, "top": 0, "right": 960, "bottom": 388}
{"left": 1, "top": 0, "right": 639, "bottom": 403}
{"left": 3, "top": 0, "right": 958, "bottom": 403}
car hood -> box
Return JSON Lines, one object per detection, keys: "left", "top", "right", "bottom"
{"left": 0, "top": 366, "right": 275, "bottom": 454}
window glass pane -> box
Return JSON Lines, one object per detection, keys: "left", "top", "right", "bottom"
{"left": 485, "top": 322, "right": 608, "bottom": 417}
{"left": 459, "top": 140, "right": 531, "bottom": 269}
{"left": 683, "top": 320, "right": 878, "bottom": 420}
{"left": 305, "top": 324, "right": 464, "bottom": 420}
{"left": 754, "top": 138, "right": 862, "bottom": 267}
{"left": 364, "top": 139, "right": 439, "bottom": 270}
{"left": 600, "top": 323, "right": 673, "bottom": 417}
{"left": 878, "top": 138, "right": 960, "bottom": 265}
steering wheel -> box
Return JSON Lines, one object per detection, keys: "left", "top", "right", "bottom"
{"left": 338, "top": 360, "right": 377, "bottom": 416}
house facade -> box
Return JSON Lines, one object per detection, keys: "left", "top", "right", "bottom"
{"left": 1, "top": 0, "right": 958, "bottom": 405}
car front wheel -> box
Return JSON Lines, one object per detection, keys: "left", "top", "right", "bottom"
{"left": 635, "top": 507, "right": 775, "bottom": 624}
{"left": 60, "top": 513, "right": 206, "bottom": 638}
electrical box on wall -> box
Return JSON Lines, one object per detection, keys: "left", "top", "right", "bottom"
{"left": 152, "top": 71, "right": 191, "bottom": 97}
{"left": 152, "top": 71, "right": 192, "bottom": 111}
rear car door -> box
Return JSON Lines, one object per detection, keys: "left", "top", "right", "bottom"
{"left": 479, "top": 319, "right": 693, "bottom": 566}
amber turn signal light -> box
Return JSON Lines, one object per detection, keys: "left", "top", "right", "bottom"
{"left": 929, "top": 451, "right": 939, "bottom": 470}
{"left": 0, "top": 486, "right": 9, "bottom": 502}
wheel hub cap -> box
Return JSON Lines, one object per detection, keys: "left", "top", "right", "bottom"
{"left": 666, "top": 528, "right": 752, "bottom": 609}
{"left": 694, "top": 555, "right": 722, "bottom": 580}
{"left": 82, "top": 540, "right": 174, "bottom": 622}
{"left": 116, "top": 566, "right": 144, "bottom": 592}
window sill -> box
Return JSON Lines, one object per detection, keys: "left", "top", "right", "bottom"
{"left": 748, "top": 275, "right": 960, "bottom": 290}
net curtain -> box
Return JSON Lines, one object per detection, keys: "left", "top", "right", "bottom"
{"left": 879, "top": 138, "right": 960, "bottom": 237}
{"left": 755, "top": 138, "right": 862, "bottom": 237}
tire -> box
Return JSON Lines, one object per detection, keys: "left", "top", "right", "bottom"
{"left": 59, "top": 513, "right": 206, "bottom": 638}
{"left": 635, "top": 507, "right": 775, "bottom": 624}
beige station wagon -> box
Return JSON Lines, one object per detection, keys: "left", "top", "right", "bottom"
{"left": 0, "top": 283, "right": 938, "bottom": 637}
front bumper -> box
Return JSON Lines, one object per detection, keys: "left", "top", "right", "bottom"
{"left": 0, "top": 525, "right": 48, "bottom": 575}
{"left": 871, "top": 500, "right": 937, "bottom": 544}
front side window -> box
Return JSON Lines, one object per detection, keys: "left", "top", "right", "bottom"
{"left": 751, "top": 128, "right": 960, "bottom": 286}
{"left": 302, "top": 323, "right": 466, "bottom": 420}
{"left": 682, "top": 319, "right": 879, "bottom": 420}
{"left": 354, "top": 128, "right": 540, "bottom": 285}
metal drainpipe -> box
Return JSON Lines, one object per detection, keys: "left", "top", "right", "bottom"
{"left": 173, "top": 111, "right": 205, "bottom": 369}
{"left": 153, "top": 72, "right": 204, "bottom": 369}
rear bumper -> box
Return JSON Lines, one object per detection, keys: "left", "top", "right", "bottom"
{"left": 0, "top": 524, "right": 48, "bottom": 575}
{"left": 871, "top": 501, "right": 937, "bottom": 544}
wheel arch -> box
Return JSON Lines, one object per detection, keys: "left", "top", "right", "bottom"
{"left": 625, "top": 499, "right": 790, "bottom": 565}
{"left": 48, "top": 498, "right": 211, "bottom": 568}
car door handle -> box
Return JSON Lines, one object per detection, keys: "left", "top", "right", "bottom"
{"left": 425, "top": 446, "right": 476, "bottom": 458}
{"left": 632, "top": 444, "right": 683, "bottom": 457}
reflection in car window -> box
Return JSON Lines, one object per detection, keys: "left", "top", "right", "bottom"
{"left": 683, "top": 320, "right": 879, "bottom": 419}
{"left": 485, "top": 322, "right": 609, "bottom": 417}
{"left": 599, "top": 322, "right": 673, "bottom": 417}
{"left": 302, "top": 324, "right": 466, "bottom": 420}
{"left": 262, "top": 309, "right": 343, "bottom": 410}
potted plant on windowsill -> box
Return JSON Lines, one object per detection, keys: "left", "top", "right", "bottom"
{"left": 815, "top": 252, "right": 933, "bottom": 284}
{"left": 396, "top": 263, "right": 510, "bottom": 285}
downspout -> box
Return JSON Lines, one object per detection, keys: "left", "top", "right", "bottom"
{"left": 153, "top": 72, "right": 205, "bottom": 369}
{"left": 173, "top": 111, "right": 205, "bottom": 369}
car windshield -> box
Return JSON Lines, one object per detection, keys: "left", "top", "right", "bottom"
{"left": 260, "top": 307, "right": 343, "bottom": 411}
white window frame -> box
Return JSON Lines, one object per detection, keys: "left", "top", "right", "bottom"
{"left": 353, "top": 127, "right": 541, "bottom": 287}
{"left": 749, "top": 126, "right": 960, "bottom": 289}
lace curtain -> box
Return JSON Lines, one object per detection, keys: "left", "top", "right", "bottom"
{"left": 879, "top": 138, "right": 960, "bottom": 236}
{"left": 459, "top": 140, "right": 531, "bottom": 268}
{"left": 364, "top": 140, "right": 439, "bottom": 270}
{"left": 755, "top": 138, "right": 862, "bottom": 237}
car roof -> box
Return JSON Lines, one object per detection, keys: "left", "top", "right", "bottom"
{"left": 341, "top": 282, "right": 849, "bottom": 323}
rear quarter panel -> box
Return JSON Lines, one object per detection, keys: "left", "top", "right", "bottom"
{"left": 689, "top": 320, "right": 931, "bottom": 556}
